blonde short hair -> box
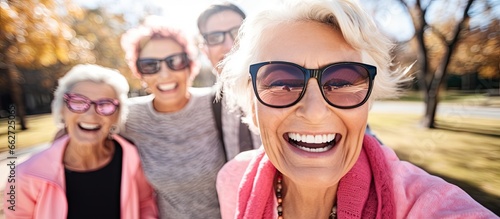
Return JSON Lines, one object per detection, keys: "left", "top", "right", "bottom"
{"left": 51, "top": 64, "right": 130, "bottom": 129}
{"left": 121, "top": 17, "right": 199, "bottom": 79}
{"left": 219, "top": 0, "right": 411, "bottom": 132}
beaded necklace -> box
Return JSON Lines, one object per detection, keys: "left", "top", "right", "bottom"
{"left": 275, "top": 172, "right": 337, "bottom": 219}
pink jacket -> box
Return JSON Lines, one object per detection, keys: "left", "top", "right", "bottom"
{"left": 3, "top": 135, "right": 158, "bottom": 219}
{"left": 217, "top": 141, "right": 497, "bottom": 219}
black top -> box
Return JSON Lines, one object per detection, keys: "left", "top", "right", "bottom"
{"left": 65, "top": 141, "right": 122, "bottom": 219}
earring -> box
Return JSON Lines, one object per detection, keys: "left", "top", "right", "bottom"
{"left": 108, "top": 125, "right": 118, "bottom": 139}
{"left": 110, "top": 125, "right": 118, "bottom": 134}
{"left": 141, "top": 80, "right": 152, "bottom": 94}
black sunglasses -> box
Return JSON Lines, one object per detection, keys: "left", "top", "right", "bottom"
{"left": 136, "top": 52, "right": 190, "bottom": 75}
{"left": 64, "top": 93, "right": 120, "bottom": 116}
{"left": 202, "top": 26, "right": 240, "bottom": 46}
{"left": 249, "top": 61, "right": 377, "bottom": 109}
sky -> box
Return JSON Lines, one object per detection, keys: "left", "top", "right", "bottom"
{"left": 75, "top": 0, "right": 500, "bottom": 42}
{"left": 73, "top": 0, "right": 276, "bottom": 37}
{"left": 72, "top": 0, "right": 500, "bottom": 42}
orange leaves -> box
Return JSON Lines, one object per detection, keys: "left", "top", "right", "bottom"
{"left": 0, "top": 0, "right": 84, "bottom": 68}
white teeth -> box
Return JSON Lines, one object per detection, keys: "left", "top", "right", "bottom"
{"left": 287, "top": 133, "right": 336, "bottom": 153}
{"left": 314, "top": 135, "right": 322, "bottom": 143}
{"left": 296, "top": 145, "right": 333, "bottom": 153}
{"left": 157, "top": 83, "right": 176, "bottom": 91}
{"left": 288, "top": 133, "right": 336, "bottom": 144}
{"left": 79, "top": 123, "right": 99, "bottom": 130}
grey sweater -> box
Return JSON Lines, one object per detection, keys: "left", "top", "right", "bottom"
{"left": 122, "top": 87, "right": 227, "bottom": 219}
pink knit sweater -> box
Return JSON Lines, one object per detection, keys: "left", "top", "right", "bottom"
{"left": 217, "top": 135, "right": 497, "bottom": 219}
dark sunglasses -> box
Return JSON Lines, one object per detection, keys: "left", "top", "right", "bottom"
{"left": 202, "top": 26, "right": 240, "bottom": 46}
{"left": 63, "top": 93, "right": 120, "bottom": 116}
{"left": 249, "top": 61, "right": 377, "bottom": 109}
{"left": 136, "top": 52, "right": 190, "bottom": 75}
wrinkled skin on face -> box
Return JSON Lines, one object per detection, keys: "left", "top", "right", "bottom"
{"left": 139, "top": 38, "right": 191, "bottom": 112}
{"left": 63, "top": 81, "right": 120, "bottom": 146}
{"left": 254, "top": 21, "right": 369, "bottom": 188}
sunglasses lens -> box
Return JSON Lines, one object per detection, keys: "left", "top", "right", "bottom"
{"left": 255, "top": 63, "right": 305, "bottom": 107}
{"left": 96, "top": 100, "right": 118, "bottom": 116}
{"left": 137, "top": 59, "right": 160, "bottom": 74}
{"left": 321, "top": 64, "right": 370, "bottom": 107}
{"left": 66, "top": 97, "right": 90, "bottom": 113}
{"left": 166, "top": 54, "right": 189, "bottom": 71}
{"left": 205, "top": 32, "right": 224, "bottom": 45}
{"left": 64, "top": 94, "right": 118, "bottom": 116}
{"left": 251, "top": 62, "right": 374, "bottom": 108}
{"left": 229, "top": 27, "right": 239, "bottom": 40}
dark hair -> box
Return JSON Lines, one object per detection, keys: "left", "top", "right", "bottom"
{"left": 197, "top": 2, "right": 246, "bottom": 33}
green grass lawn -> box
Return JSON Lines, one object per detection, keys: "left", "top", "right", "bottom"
{"left": 368, "top": 112, "right": 500, "bottom": 215}
{"left": 0, "top": 114, "right": 57, "bottom": 152}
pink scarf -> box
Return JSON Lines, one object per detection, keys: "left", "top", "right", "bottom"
{"left": 236, "top": 134, "right": 395, "bottom": 219}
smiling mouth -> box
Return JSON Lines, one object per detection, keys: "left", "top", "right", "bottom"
{"left": 157, "top": 83, "right": 177, "bottom": 91}
{"left": 78, "top": 122, "right": 101, "bottom": 131}
{"left": 286, "top": 133, "right": 339, "bottom": 153}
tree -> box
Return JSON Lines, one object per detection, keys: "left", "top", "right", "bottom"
{"left": 402, "top": 0, "right": 475, "bottom": 128}
{"left": 69, "top": 8, "right": 137, "bottom": 87}
{"left": 450, "top": 19, "right": 500, "bottom": 80}
{"left": 0, "top": 0, "right": 85, "bottom": 129}
{"left": 367, "top": 0, "right": 499, "bottom": 128}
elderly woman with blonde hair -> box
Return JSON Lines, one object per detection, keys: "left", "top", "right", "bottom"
{"left": 3, "top": 64, "right": 158, "bottom": 219}
{"left": 216, "top": 0, "right": 496, "bottom": 218}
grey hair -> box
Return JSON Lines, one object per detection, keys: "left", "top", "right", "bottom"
{"left": 52, "top": 64, "right": 130, "bottom": 131}
{"left": 218, "top": 0, "right": 412, "bottom": 133}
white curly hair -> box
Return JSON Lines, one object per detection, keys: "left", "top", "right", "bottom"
{"left": 218, "top": 0, "right": 411, "bottom": 133}
{"left": 51, "top": 64, "right": 130, "bottom": 130}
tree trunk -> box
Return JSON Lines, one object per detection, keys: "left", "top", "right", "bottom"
{"left": 423, "top": 89, "right": 439, "bottom": 128}
{"left": 403, "top": 0, "right": 432, "bottom": 123}
{"left": 5, "top": 59, "right": 28, "bottom": 130}
{"left": 422, "top": 60, "right": 448, "bottom": 128}
{"left": 414, "top": 13, "right": 430, "bottom": 95}
{"left": 421, "top": 0, "right": 474, "bottom": 128}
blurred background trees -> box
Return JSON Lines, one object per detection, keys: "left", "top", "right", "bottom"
{"left": 366, "top": 0, "right": 500, "bottom": 128}
{"left": 1, "top": 0, "right": 85, "bottom": 129}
